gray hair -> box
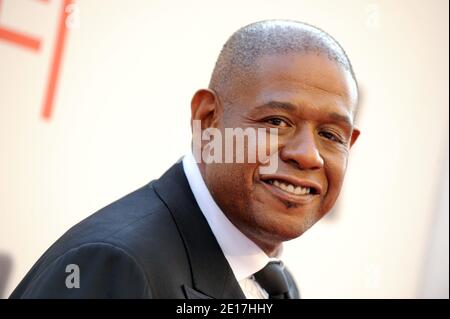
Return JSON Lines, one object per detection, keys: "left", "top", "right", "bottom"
{"left": 209, "top": 20, "right": 357, "bottom": 99}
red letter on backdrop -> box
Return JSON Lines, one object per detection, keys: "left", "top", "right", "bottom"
{"left": 41, "top": 0, "right": 73, "bottom": 120}
{"left": 0, "top": 0, "right": 73, "bottom": 120}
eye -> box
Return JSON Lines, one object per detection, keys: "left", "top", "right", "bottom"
{"left": 319, "top": 130, "right": 344, "bottom": 144}
{"left": 265, "top": 117, "right": 290, "bottom": 127}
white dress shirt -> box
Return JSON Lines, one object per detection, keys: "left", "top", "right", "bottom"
{"left": 182, "top": 152, "right": 283, "bottom": 299}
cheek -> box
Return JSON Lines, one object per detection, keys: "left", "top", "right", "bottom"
{"left": 208, "top": 163, "right": 257, "bottom": 200}
{"left": 322, "top": 152, "right": 348, "bottom": 211}
{"left": 205, "top": 162, "right": 261, "bottom": 227}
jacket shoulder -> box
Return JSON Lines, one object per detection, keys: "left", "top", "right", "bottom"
{"left": 43, "top": 183, "right": 170, "bottom": 255}
{"left": 10, "top": 241, "right": 151, "bottom": 298}
{"left": 11, "top": 182, "right": 187, "bottom": 298}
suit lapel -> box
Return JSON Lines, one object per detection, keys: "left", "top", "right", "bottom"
{"left": 182, "top": 285, "right": 213, "bottom": 299}
{"left": 153, "top": 162, "right": 245, "bottom": 299}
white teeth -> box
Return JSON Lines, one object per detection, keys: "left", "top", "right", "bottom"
{"left": 287, "top": 184, "right": 294, "bottom": 193}
{"left": 269, "top": 179, "right": 311, "bottom": 195}
{"left": 294, "top": 187, "right": 302, "bottom": 195}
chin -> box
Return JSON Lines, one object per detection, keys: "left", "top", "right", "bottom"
{"left": 252, "top": 207, "right": 319, "bottom": 243}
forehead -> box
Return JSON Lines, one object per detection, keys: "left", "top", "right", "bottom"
{"left": 233, "top": 52, "right": 357, "bottom": 118}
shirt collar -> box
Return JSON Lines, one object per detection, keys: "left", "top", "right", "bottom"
{"left": 182, "top": 152, "right": 282, "bottom": 281}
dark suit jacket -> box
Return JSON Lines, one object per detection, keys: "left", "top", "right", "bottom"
{"left": 10, "top": 162, "right": 299, "bottom": 299}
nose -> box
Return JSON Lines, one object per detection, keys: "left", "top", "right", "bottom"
{"left": 280, "top": 124, "right": 324, "bottom": 170}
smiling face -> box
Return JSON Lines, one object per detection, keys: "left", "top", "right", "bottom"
{"left": 191, "top": 52, "right": 360, "bottom": 255}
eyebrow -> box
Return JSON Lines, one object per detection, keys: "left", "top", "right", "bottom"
{"left": 254, "top": 101, "right": 353, "bottom": 127}
{"left": 328, "top": 112, "right": 353, "bottom": 127}
{"left": 254, "top": 101, "right": 297, "bottom": 112}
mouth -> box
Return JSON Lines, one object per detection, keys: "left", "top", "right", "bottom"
{"left": 259, "top": 175, "right": 322, "bottom": 204}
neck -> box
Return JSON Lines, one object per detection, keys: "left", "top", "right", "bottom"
{"left": 197, "top": 162, "right": 282, "bottom": 258}
{"left": 235, "top": 225, "right": 283, "bottom": 257}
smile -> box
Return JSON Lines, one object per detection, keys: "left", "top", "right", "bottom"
{"left": 259, "top": 175, "right": 322, "bottom": 205}
{"left": 266, "top": 179, "right": 312, "bottom": 195}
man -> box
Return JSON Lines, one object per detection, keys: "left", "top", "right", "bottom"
{"left": 10, "top": 20, "right": 360, "bottom": 299}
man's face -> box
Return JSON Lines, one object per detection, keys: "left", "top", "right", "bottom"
{"left": 198, "top": 52, "right": 359, "bottom": 254}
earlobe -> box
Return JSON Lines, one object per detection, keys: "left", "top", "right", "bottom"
{"left": 190, "top": 89, "right": 221, "bottom": 130}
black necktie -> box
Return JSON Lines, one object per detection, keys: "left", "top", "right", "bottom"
{"left": 254, "top": 261, "right": 292, "bottom": 299}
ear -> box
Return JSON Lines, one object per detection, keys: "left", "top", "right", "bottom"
{"left": 349, "top": 126, "right": 360, "bottom": 148}
{"left": 190, "top": 89, "right": 222, "bottom": 131}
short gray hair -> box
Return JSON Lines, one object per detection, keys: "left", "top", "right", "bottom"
{"left": 209, "top": 20, "right": 357, "bottom": 99}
